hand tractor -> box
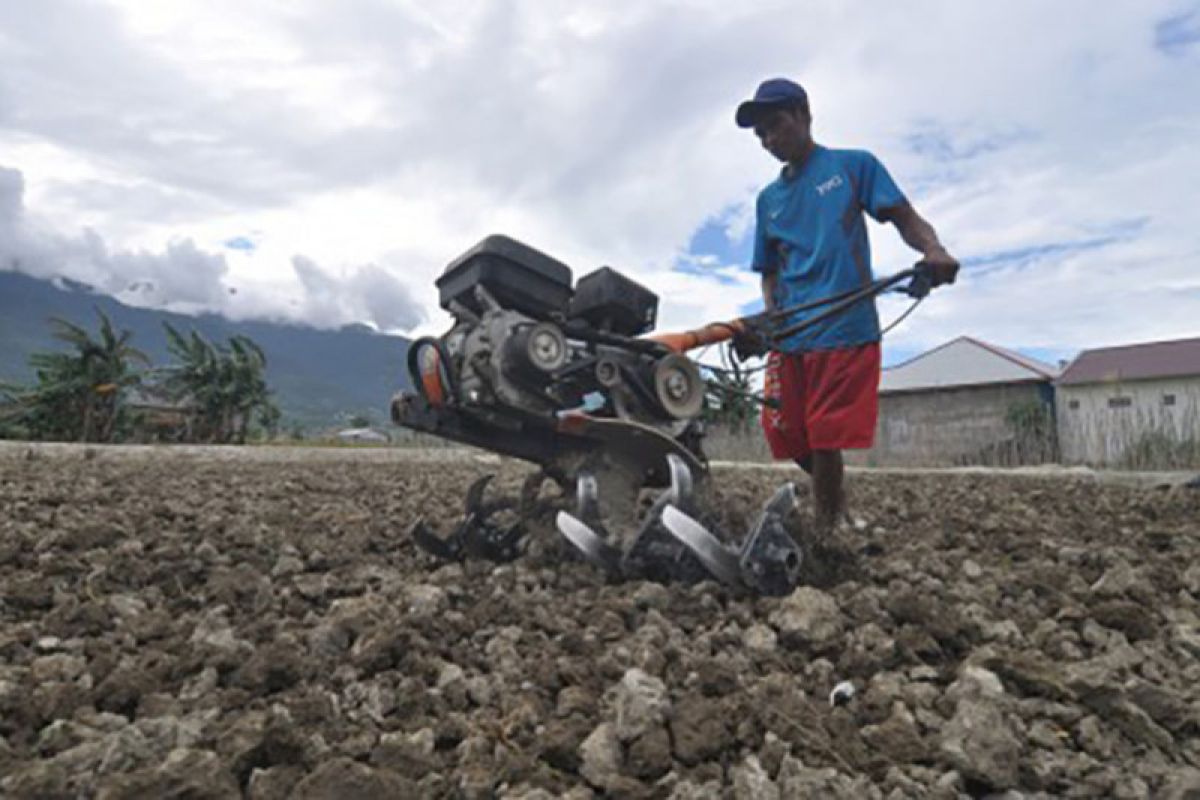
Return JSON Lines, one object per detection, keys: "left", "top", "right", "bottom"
{"left": 392, "top": 235, "right": 931, "bottom": 595}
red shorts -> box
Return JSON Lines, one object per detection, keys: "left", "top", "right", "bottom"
{"left": 760, "top": 343, "right": 881, "bottom": 461}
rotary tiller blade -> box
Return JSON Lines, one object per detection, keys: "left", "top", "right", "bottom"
{"left": 409, "top": 518, "right": 464, "bottom": 561}
{"left": 461, "top": 518, "right": 524, "bottom": 563}
{"left": 463, "top": 474, "right": 494, "bottom": 513}
{"left": 622, "top": 520, "right": 707, "bottom": 584}
{"left": 663, "top": 453, "right": 694, "bottom": 508}
{"left": 661, "top": 505, "right": 744, "bottom": 589}
{"left": 620, "top": 455, "right": 707, "bottom": 583}
{"left": 737, "top": 483, "right": 803, "bottom": 596}
{"left": 556, "top": 511, "right": 623, "bottom": 574}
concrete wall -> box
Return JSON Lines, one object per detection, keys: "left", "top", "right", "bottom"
{"left": 853, "top": 381, "right": 1054, "bottom": 467}
{"left": 1056, "top": 377, "right": 1200, "bottom": 465}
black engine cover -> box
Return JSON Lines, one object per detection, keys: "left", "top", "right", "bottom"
{"left": 569, "top": 267, "right": 658, "bottom": 336}
{"left": 437, "top": 234, "right": 574, "bottom": 318}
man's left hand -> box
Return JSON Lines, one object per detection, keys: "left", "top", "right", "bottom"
{"left": 922, "top": 248, "right": 960, "bottom": 287}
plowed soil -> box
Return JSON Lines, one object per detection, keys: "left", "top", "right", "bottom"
{"left": 2, "top": 444, "right": 1200, "bottom": 799}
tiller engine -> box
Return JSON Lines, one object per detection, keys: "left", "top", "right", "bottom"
{"left": 392, "top": 235, "right": 931, "bottom": 595}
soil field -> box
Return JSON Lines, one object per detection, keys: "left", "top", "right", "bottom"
{"left": 2, "top": 444, "right": 1200, "bottom": 799}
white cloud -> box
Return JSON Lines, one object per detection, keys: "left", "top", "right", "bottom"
{"left": 0, "top": 164, "right": 424, "bottom": 329}
{"left": 0, "top": 0, "right": 1196, "bottom": 355}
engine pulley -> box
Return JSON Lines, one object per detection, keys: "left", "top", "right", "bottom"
{"left": 503, "top": 321, "right": 568, "bottom": 378}
{"left": 652, "top": 353, "right": 704, "bottom": 420}
{"left": 594, "top": 357, "right": 622, "bottom": 388}
{"left": 528, "top": 322, "right": 568, "bottom": 371}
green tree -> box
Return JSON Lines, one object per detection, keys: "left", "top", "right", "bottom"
{"left": 162, "top": 323, "right": 220, "bottom": 442}
{"left": 0, "top": 309, "right": 147, "bottom": 442}
{"left": 224, "top": 335, "right": 273, "bottom": 443}
{"left": 702, "top": 364, "right": 759, "bottom": 433}
{"left": 162, "top": 323, "right": 278, "bottom": 443}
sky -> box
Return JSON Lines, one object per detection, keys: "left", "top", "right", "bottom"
{"left": 1, "top": 0, "right": 1198, "bottom": 369}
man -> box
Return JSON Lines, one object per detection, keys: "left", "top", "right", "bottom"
{"left": 735, "top": 77, "right": 959, "bottom": 540}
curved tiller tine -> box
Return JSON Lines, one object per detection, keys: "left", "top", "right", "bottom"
{"left": 664, "top": 453, "right": 695, "bottom": 509}
{"left": 621, "top": 455, "right": 706, "bottom": 583}
{"left": 410, "top": 475, "right": 496, "bottom": 563}
{"left": 556, "top": 471, "right": 623, "bottom": 573}
{"left": 737, "top": 483, "right": 804, "bottom": 596}
{"left": 409, "top": 517, "right": 464, "bottom": 561}
{"left": 463, "top": 474, "right": 495, "bottom": 514}
{"left": 763, "top": 481, "right": 800, "bottom": 517}
{"left": 575, "top": 472, "right": 604, "bottom": 527}
{"left": 474, "top": 520, "right": 525, "bottom": 563}
{"left": 556, "top": 511, "right": 622, "bottom": 575}
{"left": 661, "top": 505, "right": 744, "bottom": 589}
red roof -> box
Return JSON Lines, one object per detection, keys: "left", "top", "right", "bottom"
{"left": 1057, "top": 336, "right": 1200, "bottom": 386}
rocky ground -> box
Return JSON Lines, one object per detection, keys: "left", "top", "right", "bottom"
{"left": 2, "top": 444, "right": 1200, "bottom": 799}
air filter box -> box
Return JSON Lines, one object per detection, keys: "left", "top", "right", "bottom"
{"left": 569, "top": 267, "right": 658, "bottom": 335}
{"left": 437, "top": 235, "right": 573, "bottom": 318}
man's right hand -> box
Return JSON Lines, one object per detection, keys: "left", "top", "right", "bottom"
{"left": 732, "top": 324, "right": 770, "bottom": 360}
{"left": 922, "top": 248, "right": 960, "bottom": 287}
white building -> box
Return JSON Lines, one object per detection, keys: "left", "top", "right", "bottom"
{"left": 336, "top": 427, "right": 391, "bottom": 444}
{"left": 1056, "top": 336, "right": 1200, "bottom": 466}
{"left": 864, "top": 336, "right": 1059, "bottom": 466}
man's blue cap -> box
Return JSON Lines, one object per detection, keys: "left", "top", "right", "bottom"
{"left": 735, "top": 78, "right": 808, "bottom": 128}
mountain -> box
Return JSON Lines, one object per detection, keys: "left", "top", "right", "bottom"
{"left": 0, "top": 270, "right": 412, "bottom": 431}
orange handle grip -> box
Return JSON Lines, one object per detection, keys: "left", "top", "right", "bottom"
{"left": 646, "top": 319, "right": 748, "bottom": 354}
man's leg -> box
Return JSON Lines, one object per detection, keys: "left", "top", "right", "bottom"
{"left": 801, "top": 342, "right": 879, "bottom": 538}
{"left": 810, "top": 448, "right": 844, "bottom": 536}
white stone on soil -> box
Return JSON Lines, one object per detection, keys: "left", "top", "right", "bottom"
{"left": 768, "top": 587, "right": 845, "bottom": 647}
{"left": 579, "top": 722, "right": 623, "bottom": 790}
{"left": 731, "top": 754, "right": 780, "bottom": 800}
{"left": 611, "top": 668, "right": 670, "bottom": 743}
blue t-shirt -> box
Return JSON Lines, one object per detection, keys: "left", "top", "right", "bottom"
{"left": 752, "top": 146, "right": 905, "bottom": 352}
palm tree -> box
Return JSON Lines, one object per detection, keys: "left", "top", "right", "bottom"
{"left": 163, "top": 323, "right": 220, "bottom": 441}
{"left": 223, "top": 335, "right": 270, "bottom": 443}
{"left": 162, "top": 323, "right": 277, "bottom": 443}
{"left": 2, "top": 309, "right": 147, "bottom": 442}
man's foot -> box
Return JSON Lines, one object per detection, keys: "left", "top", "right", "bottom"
{"left": 798, "top": 513, "right": 862, "bottom": 588}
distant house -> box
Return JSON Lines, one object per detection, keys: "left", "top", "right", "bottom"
{"left": 1056, "top": 336, "right": 1200, "bottom": 466}
{"left": 863, "top": 336, "right": 1060, "bottom": 466}
{"left": 336, "top": 427, "right": 391, "bottom": 444}
{"left": 126, "top": 386, "right": 195, "bottom": 442}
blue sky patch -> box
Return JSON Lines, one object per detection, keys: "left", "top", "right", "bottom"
{"left": 881, "top": 342, "right": 922, "bottom": 369}
{"left": 675, "top": 206, "right": 754, "bottom": 286}
{"left": 963, "top": 217, "right": 1148, "bottom": 278}
{"left": 739, "top": 297, "right": 765, "bottom": 316}
{"left": 673, "top": 258, "right": 740, "bottom": 286}
{"left": 1155, "top": 9, "right": 1200, "bottom": 55}
{"left": 904, "top": 121, "right": 1034, "bottom": 163}
{"left": 224, "top": 236, "right": 256, "bottom": 252}
{"left": 685, "top": 212, "right": 751, "bottom": 265}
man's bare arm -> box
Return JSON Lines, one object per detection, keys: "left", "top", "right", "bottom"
{"left": 761, "top": 270, "right": 779, "bottom": 311}
{"left": 880, "top": 202, "right": 959, "bottom": 286}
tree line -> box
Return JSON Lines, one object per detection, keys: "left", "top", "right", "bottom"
{"left": 0, "top": 309, "right": 279, "bottom": 444}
